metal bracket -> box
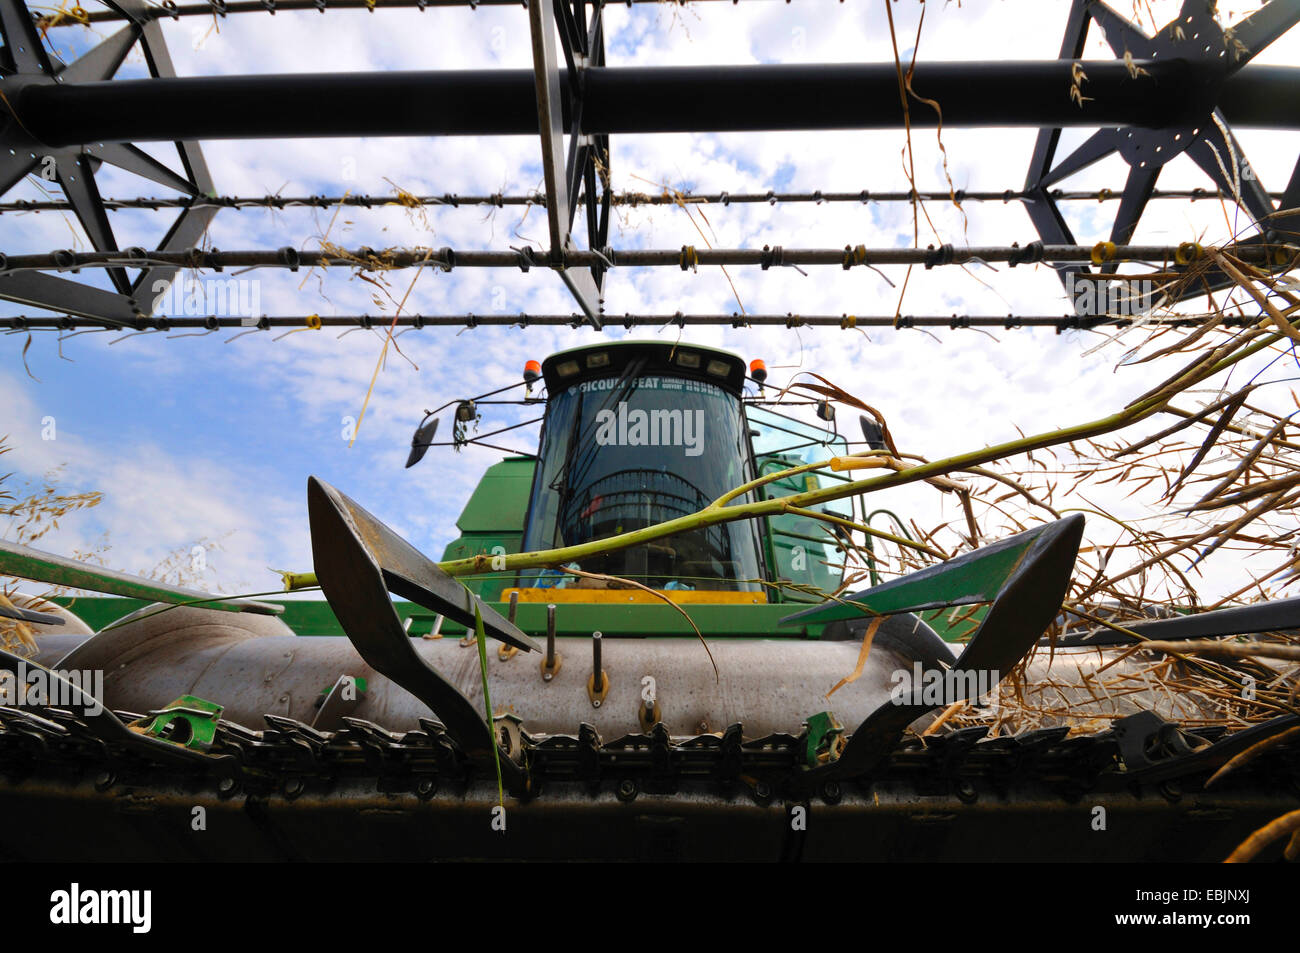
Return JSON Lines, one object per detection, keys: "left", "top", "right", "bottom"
{"left": 802, "top": 710, "right": 846, "bottom": 769}
{"left": 131, "top": 694, "right": 224, "bottom": 751}
{"left": 586, "top": 671, "right": 609, "bottom": 708}
{"left": 1111, "top": 710, "right": 1207, "bottom": 772}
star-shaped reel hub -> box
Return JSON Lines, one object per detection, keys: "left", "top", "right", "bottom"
{"left": 1024, "top": 0, "right": 1300, "bottom": 311}
{"left": 0, "top": 0, "right": 216, "bottom": 326}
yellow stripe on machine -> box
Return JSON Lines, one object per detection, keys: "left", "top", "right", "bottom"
{"left": 501, "top": 588, "right": 767, "bottom": 605}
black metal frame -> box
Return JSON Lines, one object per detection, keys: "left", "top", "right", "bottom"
{"left": 2, "top": 0, "right": 1299, "bottom": 327}
{"left": 4, "top": 312, "right": 1268, "bottom": 334}
{"left": 0, "top": 0, "right": 216, "bottom": 324}
{"left": 1023, "top": 0, "right": 1300, "bottom": 302}
{"left": 529, "top": 0, "right": 609, "bottom": 327}
{"left": 1, "top": 186, "right": 1288, "bottom": 216}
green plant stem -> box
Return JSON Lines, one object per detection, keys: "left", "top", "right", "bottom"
{"left": 280, "top": 322, "right": 1297, "bottom": 592}
{"left": 781, "top": 504, "right": 945, "bottom": 559}
{"left": 472, "top": 598, "right": 504, "bottom": 809}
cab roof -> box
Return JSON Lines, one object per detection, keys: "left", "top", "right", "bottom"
{"left": 540, "top": 340, "right": 748, "bottom": 397}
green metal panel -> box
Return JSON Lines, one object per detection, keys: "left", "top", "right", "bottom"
{"left": 780, "top": 532, "right": 1034, "bottom": 626}
{"left": 452, "top": 457, "right": 536, "bottom": 533}
{"left": 449, "top": 601, "right": 809, "bottom": 638}
{"left": 439, "top": 535, "right": 522, "bottom": 600}
{"left": 438, "top": 456, "right": 535, "bottom": 599}
{"left": 50, "top": 597, "right": 150, "bottom": 632}
{"left": 55, "top": 596, "right": 817, "bottom": 639}
{"left": 918, "top": 604, "right": 988, "bottom": 643}
{"left": 54, "top": 595, "right": 981, "bottom": 641}
{"left": 0, "top": 538, "right": 282, "bottom": 615}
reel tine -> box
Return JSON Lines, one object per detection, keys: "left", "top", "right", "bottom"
{"left": 798, "top": 514, "right": 1085, "bottom": 787}
{"left": 308, "top": 476, "right": 535, "bottom": 652}
{"left": 306, "top": 477, "right": 526, "bottom": 788}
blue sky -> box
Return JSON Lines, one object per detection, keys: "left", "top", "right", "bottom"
{"left": 2, "top": 0, "right": 1298, "bottom": 603}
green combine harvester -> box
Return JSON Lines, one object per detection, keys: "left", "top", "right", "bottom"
{"left": 1, "top": 339, "right": 1298, "bottom": 861}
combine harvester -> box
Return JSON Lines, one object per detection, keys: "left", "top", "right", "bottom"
{"left": 1, "top": 340, "right": 1297, "bottom": 862}
{"left": 3, "top": 0, "right": 1300, "bottom": 863}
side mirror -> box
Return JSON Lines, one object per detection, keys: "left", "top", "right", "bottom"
{"left": 404, "top": 416, "right": 439, "bottom": 469}
{"left": 859, "top": 415, "right": 886, "bottom": 450}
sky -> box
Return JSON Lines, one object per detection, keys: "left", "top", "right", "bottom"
{"left": 1, "top": 0, "right": 1298, "bottom": 604}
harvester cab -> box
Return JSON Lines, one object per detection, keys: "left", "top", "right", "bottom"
{"left": 409, "top": 339, "right": 861, "bottom": 610}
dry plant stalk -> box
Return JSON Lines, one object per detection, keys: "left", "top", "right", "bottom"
{"left": 0, "top": 437, "right": 236, "bottom": 652}
{"left": 0, "top": 442, "right": 103, "bottom": 651}
{"left": 760, "top": 248, "right": 1300, "bottom": 740}
{"left": 1225, "top": 809, "right": 1300, "bottom": 863}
